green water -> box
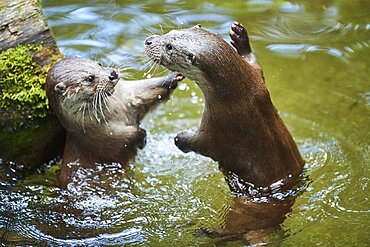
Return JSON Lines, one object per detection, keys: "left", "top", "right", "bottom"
{"left": 1, "top": 0, "right": 369, "bottom": 246}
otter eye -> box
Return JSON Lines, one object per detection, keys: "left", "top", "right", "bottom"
{"left": 166, "top": 44, "right": 173, "bottom": 50}
{"left": 87, "top": 75, "right": 95, "bottom": 82}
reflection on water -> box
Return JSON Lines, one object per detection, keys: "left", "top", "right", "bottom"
{"left": 1, "top": 0, "right": 369, "bottom": 246}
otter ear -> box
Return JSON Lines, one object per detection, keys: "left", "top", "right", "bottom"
{"left": 186, "top": 53, "right": 196, "bottom": 64}
{"left": 54, "top": 82, "right": 66, "bottom": 93}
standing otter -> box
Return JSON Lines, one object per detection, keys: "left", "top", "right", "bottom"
{"left": 46, "top": 57, "right": 183, "bottom": 187}
{"left": 145, "top": 22, "right": 304, "bottom": 191}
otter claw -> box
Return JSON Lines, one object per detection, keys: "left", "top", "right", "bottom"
{"left": 230, "top": 21, "right": 252, "bottom": 56}
{"left": 175, "top": 74, "right": 185, "bottom": 81}
{"left": 231, "top": 21, "right": 245, "bottom": 35}
{"left": 136, "top": 128, "right": 147, "bottom": 149}
{"left": 162, "top": 73, "right": 185, "bottom": 89}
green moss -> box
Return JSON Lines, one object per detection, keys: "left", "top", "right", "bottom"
{"left": 0, "top": 44, "right": 50, "bottom": 119}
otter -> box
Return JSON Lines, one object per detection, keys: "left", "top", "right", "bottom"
{"left": 145, "top": 22, "right": 304, "bottom": 191}
{"left": 46, "top": 57, "right": 184, "bottom": 187}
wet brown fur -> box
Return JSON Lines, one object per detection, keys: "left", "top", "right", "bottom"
{"left": 46, "top": 57, "right": 182, "bottom": 187}
{"left": 145, "top": 24, "right": 304, "bottom": 188}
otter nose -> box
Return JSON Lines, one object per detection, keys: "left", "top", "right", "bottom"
{"left": 145, "top": 36, "right": 154, "bottom": 46}
{"left": 109, "top": 70, "right": 118, "bottom": 81}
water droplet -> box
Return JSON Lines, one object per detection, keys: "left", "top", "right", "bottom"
{"left": 179, "top": 83, "right": 187, "bottom": 91}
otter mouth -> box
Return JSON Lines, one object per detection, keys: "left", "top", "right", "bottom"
{"left": 96, "top": 83, "right": 117, "bottom": 96}
{"left": 96, "top": 75, "right": 119, "bottom": 97}
{"left": 145, "top": 50, "right": 162, "bottom": 65}
{"left": 153, "top": 58, "right": 162, "bottom": 65}
{"left": 106, "top": 88, "right": 115, "bottom": 96}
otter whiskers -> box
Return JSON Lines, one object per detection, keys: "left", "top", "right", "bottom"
{"left": 143, "top": 60, "right": 157, "bottom": 78}
{"left": 76, "top": 101, "right": 88, "bottom": 132}
{"left": 97, "top": 90, "right": 108, "bottom": 125}
{"left": 101, "top": 91, "right": 112, "bottom": 115}
{"left": 143, "top": 56, "right": 163, "bottom": 78}
{"left": 92, "top": 91, "right": 100, "bottom": 123}
{"left": 74, "top": 88, "right": 112, "bottom": 130}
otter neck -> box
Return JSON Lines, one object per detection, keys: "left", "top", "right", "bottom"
{"left": 197, "top": 51, "right": 263, "bottom": 102}
{"left": 200, "top": 63, "right": 266, "bottom": 108}
{"left": 59, "top": 92, "right": 121, "bottom": 132}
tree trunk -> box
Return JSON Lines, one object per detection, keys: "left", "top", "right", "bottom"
{"left": 0, "top": 0, "right": 57, "bottom": 52}
{"left": 0, "top": 0, "right": 65, "bottom": 170}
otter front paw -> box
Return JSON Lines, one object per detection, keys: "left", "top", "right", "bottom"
{"left": 174, "top": 131, "right": 195, "bottom": 153}
{"left": 135, "top": 128, "right": 147, "bottom": 149}
{"left": 161, "top": 73, "right": 185, "bottom": 89}
{"left": 229, "top": 21, "right": 252, "bottom": 56}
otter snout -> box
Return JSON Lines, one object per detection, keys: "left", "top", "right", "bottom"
{"left": 145, "top": 37, "right": 153, "bottom": 46}
{"left": 109, "top": 70, "right": 119, "bottom": 81}
{"left": 145, "top": 35, "right": 163, "bottom": 65}
{"left": 144, "top": 36, "right": 158, "bottom": 46}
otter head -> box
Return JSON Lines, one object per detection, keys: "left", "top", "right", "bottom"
{"left": 46, "top": 57, "right": 119, "bottom": 125}
{"left": 46, "top": 57, "right": 119, "bottom": 103}
{"left": 145, "top": 25, "right": 239, "bottom": 85}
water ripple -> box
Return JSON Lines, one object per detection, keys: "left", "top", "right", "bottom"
{"left": 8, "top": 224, "right": 143, "bottom": 246}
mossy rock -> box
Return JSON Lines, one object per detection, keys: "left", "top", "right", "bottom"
{"left": 0, "top": 44, "right": 65, "bottom": 169}
{"left": 0, "top": 116, "right": 65, "bottom": 170}
{"left": 0, "top": 44, "right": 62, "bottom": 127}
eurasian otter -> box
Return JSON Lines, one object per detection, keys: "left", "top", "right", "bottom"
{"left": 145, "top": 22, "right": 304, "bottom": 192}
{"left": 46, "top": 57, "right": 184, "bottom": 187}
